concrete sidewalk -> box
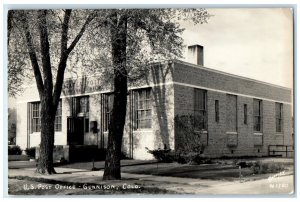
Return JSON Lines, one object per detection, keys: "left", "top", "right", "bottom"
{"left": 8, "top": 167, "right": 294, "bottom": 195}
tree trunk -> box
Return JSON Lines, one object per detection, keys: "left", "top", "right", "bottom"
{"left": 36, "top": 96, "right": 56, "bottom": 174}
{"left": 103, "top": 12, "right": 127, "bottom": 180}
{"left": 19, "top": 10, "right": 93, "bottom": 175}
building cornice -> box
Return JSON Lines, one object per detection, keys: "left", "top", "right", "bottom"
{"left": 172, "top": 59, "right": 292, "bottom": 91}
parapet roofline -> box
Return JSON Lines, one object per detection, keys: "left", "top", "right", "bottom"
{"left": 21, "top": 59, "right": 292, "bottom": 91}
{"left": 171, "top": 59, "right": 292, "bottom": 91}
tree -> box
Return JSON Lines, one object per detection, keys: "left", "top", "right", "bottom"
{"left": 96, "top": 9, "right": 210, "bottom": 180}
{"left": 8, "top": 10, "right": 95, "bottom": 174}
{"left": 8, "top": 108, "right": 17, "bottom": 145}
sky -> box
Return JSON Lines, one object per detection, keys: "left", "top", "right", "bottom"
{"left": 180, "top": 8, "right": 293, "bottom": 89}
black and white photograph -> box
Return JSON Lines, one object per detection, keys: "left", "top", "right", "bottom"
{"left": 5, "top": 4, "right": 295, "bottom": 197}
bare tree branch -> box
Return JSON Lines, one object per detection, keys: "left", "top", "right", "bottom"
{"left": 66, "top": 12, "right": 96, "bottom": 55}
{"left": 21, "top": 11, "right": 44, "bottom": 94}
{"left": 52, "top": 11, "right": 95, "bottom": 107}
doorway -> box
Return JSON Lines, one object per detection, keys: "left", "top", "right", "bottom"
{"left": 67, "top": 117, "right": 84, "bottom": 145}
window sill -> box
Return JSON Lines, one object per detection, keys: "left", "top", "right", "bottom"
{"left": 77, "top": 112, "right": 89, "bottom": 117}
{"left": 275, "top": 133, "right": 284, "bottom": 136}
{"left": 254, "top": 132, "right": 263, "bottom": 136}
{"left": 30, "top": 132, "right": 41, "bottom": 135}
{"left": 194, "top": 130, "right": 208, "bottom": 134}
{"left": 226, "top": 131, "right": 237, "bottom": 135}
{"left": 133, "top": 129, "right": 152, "bottom": 132}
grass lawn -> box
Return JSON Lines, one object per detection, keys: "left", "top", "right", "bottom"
{"left": 8, "top": 155, "right": 30, "bottom": 161}
{"left": 57, "top": 159, "right": 157, "bottom": 170}
{"left": 10, "top": 157, "right": 293, "bottom": 182}
{"left": 121, "top": 163, "right": 254, "bottom": 180}
{"left": 58, "top": 157, "right": 294, "bottom": 181}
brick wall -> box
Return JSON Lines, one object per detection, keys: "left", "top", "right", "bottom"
{"left": 174, "top": 61, "right": 291, "bottom": 103}
{"left": 173, "top": 72, "right": 293, "bottom": 157}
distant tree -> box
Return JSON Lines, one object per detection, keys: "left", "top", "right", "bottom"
{"left": 8, "top": 10, "right": 95, "bottom": 174}
{"left": 8, "top": 108, "right": 17, "bottom": 145}
{"left": 91, "top": 9, "right": 210, "bottom": 180}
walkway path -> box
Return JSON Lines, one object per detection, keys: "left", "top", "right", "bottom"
{"left": 8, "top": 167, "right": 294, "bottom": 195}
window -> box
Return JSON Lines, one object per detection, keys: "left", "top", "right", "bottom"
{"left": 194, "top": 89, "right": 207, "bottom": 130}
{"left": 55, "top": 101, "right": 62, "bottom": 131}
{"left": 31, "top": 102, "right": 41, "bottom": 132}
{"left": 135, "top": 88, "right": 152, "bottom": 129}
{"left": 78, "top": 96, "right": 89, "bottom": 113}
{"left": 30, "top": 100, "right": 62, "bottom": 132}
{"left": 275, "top": 103, "right": 283, "bottom": 133}
{"left": 104, "top": 93, "right": 114, "bottom": 131}
{"left": 253, "top": 99, "right": 263, "bottom": 132}
{"left": 71, "top": 96, "right": 89, "bottom": 115}
{"left": 70, "top": 96, "right": 89, "bottom": 133}
{"left": 215, "top": 100, "right": 219, "bottom": 122}
{"left": 78, "top": 96, "right": 89, "bottom": 133}
{"left": 226, "top": 94, "right": 237, "bottom": 132}
{"left": 244, "top": 104, "right": 248, "bottom": 124}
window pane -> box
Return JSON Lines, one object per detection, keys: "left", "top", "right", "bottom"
{"left": 138, "top": 110, "right": 142, "bottom": 119}
{"left": 31, "top": 102, "right": 41, "bottom": 132}
{"left": 215, "top": 100, "right": 219, "bottom": 122}
{"left": 146, "top": 110, "right": 151, "bottom": 118}
{"left": 55, "top": 101, "right": 62, "bottom": 132}
{"left": 146, "top": 100, "right": 151, "bottom": 109}
{"left": 253, "top": 99, "right": 262, "bottom": 132}
{"left": 139, "top": 100, "right": 144, "bottom": 109}
{"left": 275, "top": 103, "right": 282, "bottom": 118}
{"left": 195, "top": 90, "right": 205, "bottom": 110}
{"left": 134, "top": 88, "right": 152, "bottom": 129}
{"left": 276, "top": 119, "right": 281, "bottom": 132}
{"left": 78, "top": 96, "right": 89, "bottom": 113}
{"left": 244, "top": 104, "right": 247, "bottom": 124}
{"left": 275, "top": 103, "right": 283, "bottom": 132}
{"left": 253, "top": 100, "right": 260, "bottom": 116}
{"left": 103, "top": 93, "right": 113, "bottom": 131}
{"left": 254, "top": 116, "right": 261, "bottom": 131}
{"left": 194, "top": 89, "right": 207, "bottom": 130}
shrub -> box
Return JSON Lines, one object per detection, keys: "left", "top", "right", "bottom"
{"left": 250, "top": 161, "right": 286, "bottom": 174}
{"left": 8, "top": 145, "right": 22, "bottom": 155}
{"left": 177, "top": 155, "right": 188, "bottom": 164}
{"left": 179, "top": 153, "right": 208, "bottom": 165}
{"left": 25, "top": 147, "right": 36, "bottom": 158}
{"left": 146, "top": 146, "right": 213, "bottom": 165}
{"left": 121, "top": 151, "right": 131, "bottom": 160}
{"left": 146, "top": 147, "right": 174, "bottom": 163}
{"left": 174, "top": 115, "right": 207, "bottom": 154}
{"left": 268, "top": 162, "right": 286, "bottom": 173}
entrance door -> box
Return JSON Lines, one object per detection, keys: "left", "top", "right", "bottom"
{"left": 67, "top": 117, "right": 84, "bottom": 145}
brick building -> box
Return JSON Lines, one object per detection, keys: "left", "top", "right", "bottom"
{"left": 16, "top": 45, "right": 293, "bottom": 160}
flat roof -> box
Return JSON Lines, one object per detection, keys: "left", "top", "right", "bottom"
{"left": 171, "top": 59, "right": 291, "bottom": 91}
